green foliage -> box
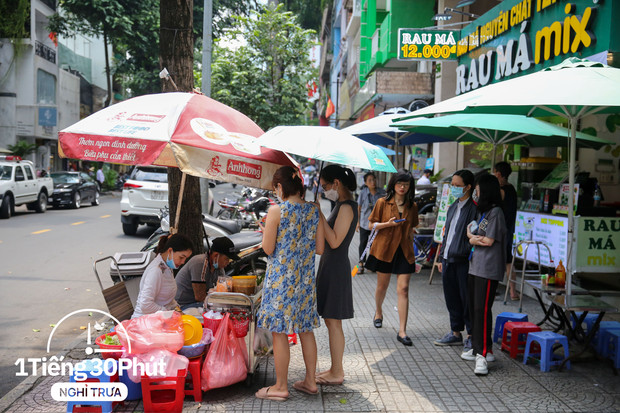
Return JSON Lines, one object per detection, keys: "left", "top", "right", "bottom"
{"left": 103, "top": 167, "right": 118, "bottom": 191}
{"left": 8, "top": 140, "right": 37, "bottom": 158}
{"left": 430, "top": 168, "right": 444, "bottom": 183}
{"left": 0, "top": 0, "right": 29, "bottom": 39}
{"left": 206, "top": 5, "right": 318, "bottom": 130}
{"left": 279, "top": 0, "right": 323, "bottom": 32}
{"left": 48, "top": 0, "right": 132, "bottom": 39}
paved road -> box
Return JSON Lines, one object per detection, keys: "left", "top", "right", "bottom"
{"left": 0, "top": 193, "right": 154, "bottom": 398}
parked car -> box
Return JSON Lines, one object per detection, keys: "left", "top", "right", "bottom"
{"left": 49, "top": 171, "right": 100, "bottom": 209}
{"left": 0, "top": 155, "right": 53, "bottom": 219}
{"left": 120, "top": 166, "right": 215, "bottom": 236}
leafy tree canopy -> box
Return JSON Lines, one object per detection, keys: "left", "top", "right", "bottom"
{"left": 205, "top": 4, "right": 318, "bottom": 130}
{"left": 8, "top": 140, "right": 37, "bottom": 158}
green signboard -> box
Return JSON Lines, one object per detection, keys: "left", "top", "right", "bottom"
{"left": 398, "top": 29, "right": 460, "bottom": 61}
{"left": 455, "top": 0, "right": 618, "bottom": 94}
{"left": 575, "top": 217, "right": 620, "bottom": 273}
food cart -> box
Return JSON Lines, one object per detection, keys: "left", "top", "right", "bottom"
{"left": 204, "top": 289, "right": 271, "bottom": 379}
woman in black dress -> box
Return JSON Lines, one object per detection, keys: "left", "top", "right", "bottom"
{"left": 315, "top": 165, "right": 358, "bottom": 386}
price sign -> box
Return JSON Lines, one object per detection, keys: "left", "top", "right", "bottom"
{"left": 398, "top": 29, "right": 459, "bottom": 61}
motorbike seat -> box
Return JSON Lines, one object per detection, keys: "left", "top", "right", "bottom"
{"left": 226, "top": 231, "right": 263, "bottom": 251}
{"left": 203, "top": 213, "right": 241, "bottom": 234}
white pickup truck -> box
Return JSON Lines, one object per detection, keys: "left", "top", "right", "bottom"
{"left": 0, "top": 156, "right": 54, "bottom": 219}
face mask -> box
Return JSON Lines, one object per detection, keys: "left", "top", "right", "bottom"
{"left": 472, "top": 191, "right": 479, "bottom": 204}
{"left": 450, "top": 185, "right": 464, "bottom": 199}
{"left": 165, "top": 252, "right": 177, "bottom": 270}
{"left": 212, "top": 257, "right": 219, "bottom": 270}
{"left": 324, "top": 188, "right": 339, "bottom": 202}
{"left": 274, "top": 187, "right": 283, "bottom": 203}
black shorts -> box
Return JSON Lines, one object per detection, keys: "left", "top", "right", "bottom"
{"left": 506, "top": 232, "right": 514, "bottom": 263}
{"left": 365, "top": 246, "right": 417, "bottom": 274}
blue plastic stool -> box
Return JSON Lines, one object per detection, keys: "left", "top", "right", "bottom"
{"left": 594, "top": 321, "right": 620, "bottom": 355}
{"left": 595, "top": 323, "right": 620, "bottom": 357}
{"left": 604, "top": 330, "right": 620, "bottom": 369}
{"left": 119, "top": 371, "right": 142, "bottom": 401}
{"left": 570, "top": 312, "right": 599, "bottom": 335}
{"left": 67, "top": 359, "right": 118, "bottom": 413}
{"left": 523, "top": 331, "right": 570, "bottom": 372}
{"left": 494, "top": 312, "right": 528, "bottom": 343}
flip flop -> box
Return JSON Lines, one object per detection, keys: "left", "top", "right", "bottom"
{"left": 255, "top": 386, "right": 288, "bottom": 401}
{"left": 511, "top": 295, "right": 521, "bottom": 301}
{"left": 293, "top": 381, "right": 319, "bottom": 395}
{"left": 316, "top": 376, "right": 344, "bottom": 386}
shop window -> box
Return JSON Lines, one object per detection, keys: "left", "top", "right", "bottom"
{"left": 37, "top": 69, "right": 56, "bottom": 104}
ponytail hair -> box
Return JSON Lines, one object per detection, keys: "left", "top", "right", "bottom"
{"left": 272, "top": 165, "right": 304, "bottom": 198}
{"left": 155, "top": 233, "right": 194, "bottom": 254}
{"left": 320, "top": 164, "right": 357, "bottom": 192}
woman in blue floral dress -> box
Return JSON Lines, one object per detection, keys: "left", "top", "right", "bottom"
{"left": 256, "top": 166, "right": 325, "bottom": 401}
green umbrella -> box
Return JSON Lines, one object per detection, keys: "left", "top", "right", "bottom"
{"left": 256, "top": 126, "right": 397, "bottom": 173}
{"left": 393, "top": 58, "right": 620, "bottom": 294}
{"left": 392, "top": 113, "right": 613, "bottom": 163}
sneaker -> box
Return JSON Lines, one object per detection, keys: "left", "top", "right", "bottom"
{"left": 434, "top": 332, "right": 463, "bottom": 346}
{"left": 474, "top": 354, "right": 488, "bottom": 375}
{"left": 460, "top": 349, "right": 476, "bottom": 361}
{"left": 463, "top": 336, "right": 472, "bottom": 352}
{"left": 486, "top": 352, "right": 496, "bottom": 362}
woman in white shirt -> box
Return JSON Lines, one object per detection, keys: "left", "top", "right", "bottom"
{"left": 132, "top": 233, "right": 194, "bottom": 318}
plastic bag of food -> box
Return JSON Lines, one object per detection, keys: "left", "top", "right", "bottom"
{"left": 201, "top": 313, "right": 247, "bottom": 390}
{"left": 216, "top": 275, "right": 233, "bottom": 292}
{"left": 116, "top": 311, "right": 184, "bottom": 354}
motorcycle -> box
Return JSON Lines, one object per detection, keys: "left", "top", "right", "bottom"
{"left": 216, "top": 187, "right": 275, "bottom": 229}
{"left": 140, "top": 207, "right": 266, "bottom": 279}
{"left": 141, "top": 206, "right": 243, "bottom": 252}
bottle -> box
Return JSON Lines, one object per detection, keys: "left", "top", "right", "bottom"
{"left": 547, "top": 260, "right": 556, "bottom": 285}
{"left": 543, "top": 189, "right": 549, "bottom": 212}
{"left": 555, "top": 260, "right": 566, "bottom": 288}
{"left": 593, "top": 184, "right": 601, "bottom": 207}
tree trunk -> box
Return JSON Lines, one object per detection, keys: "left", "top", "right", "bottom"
{"left": 103, "top": 31, "right": 112, "bottom": 108}
{"left": 160, "top": 0, "right": 204, "bottom": 254}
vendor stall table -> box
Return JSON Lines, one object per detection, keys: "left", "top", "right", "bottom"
{"left": 549, "top": 294, "right": 618, "bottom": 370}
{"left": 525, "top": 280, "right": 588, "bottom": 331}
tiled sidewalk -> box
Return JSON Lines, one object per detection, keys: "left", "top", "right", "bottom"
{"left": 2, "top": 241, "right": 619, "bottom": 412}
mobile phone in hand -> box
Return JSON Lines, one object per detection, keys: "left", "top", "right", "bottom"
{"left": 394, "top": 218, "right": 405, "bottom": 223}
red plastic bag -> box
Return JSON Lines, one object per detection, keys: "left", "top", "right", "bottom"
{"left": 201, "top": 313, "right": 247, "bottom": 391}
{"left": 116, "top": 311, "right": 185, "bottom": 354}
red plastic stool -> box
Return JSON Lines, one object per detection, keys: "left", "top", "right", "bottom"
{"left": 288, "top": 334, "right": 297, "bottom": 345}
{"left": 501, "top": 321, "right": 541, "bottom": 359}
{"left": 184, "top": 357, "right": 203, "bottom": 402}
{"left": 141, "top": 369, "right": 187, "bottom": 413}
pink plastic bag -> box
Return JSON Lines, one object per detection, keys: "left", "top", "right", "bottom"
{"left": 201, "top": 313, "right": 247, "bottom": 391}
{"left": 116, "top": 311, "right": 185, "bottom": 354}
{"left": 123, "top": 349, "right": 189, "bottom": 383}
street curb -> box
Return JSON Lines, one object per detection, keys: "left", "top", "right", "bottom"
{"left": 0, "top": 316, "right": 110, "bottom": 413}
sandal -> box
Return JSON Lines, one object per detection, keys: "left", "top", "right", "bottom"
{"left": 255, "top": 386, "right": 288, "bottom": 401}
{"left": 293, "top": 381, "right": 319, "bottom": 395}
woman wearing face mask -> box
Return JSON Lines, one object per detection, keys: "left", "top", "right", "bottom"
{"left": 366, "top": 170, "right": 419, "bottom": 346}
{"left": 132, "top": 233, "right": 194, "bottom": 319}
{"left": 315, "top": 165, "right": 358, "bottom": 386}
{"left": 256, "top": 166, "right": 325, "bottom": 401}
{"left": 174, "top": 237, "right": 239, "bottom": 316}
{"left": 461, "top": 174, "right": 506, "bottom": 376}
{"left": 433, "top": 170, "right": 478, "bottom": 353}
{"left": 356, "top": 172, "right": 386, "bottom": 274}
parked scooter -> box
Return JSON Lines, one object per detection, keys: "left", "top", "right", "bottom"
{"left": 141, "top": 206, "right": 242, "bottom": 252}
{"left": 216, "top": 187, "right": 275, "bottom": 229}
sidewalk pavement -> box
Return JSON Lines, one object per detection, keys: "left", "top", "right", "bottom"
{"left": 2, "top": 233, "right": 619, "bottom": 412}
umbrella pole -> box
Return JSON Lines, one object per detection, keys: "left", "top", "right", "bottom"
{"left": 314, "top": 161, "right": 324, "bottom": 202}
{"left": 171, "top": 172, "right": 187, "bottom": 234}
{"left": 491, "top": 144, "right": 497, "bottom": 167}
{"left": 566, "top": 117, "right": 577, "bottom": 296}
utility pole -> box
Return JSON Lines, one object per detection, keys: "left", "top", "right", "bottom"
{"left": 200, "top": 0, "right": 213, "bottom": 216}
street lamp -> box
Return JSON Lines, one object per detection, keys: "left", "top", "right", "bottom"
{"left": 455, "top": 0, "right": 477, "bottom": 8}
{"left": 432, "top": 7, "right": 479, "bottom": 21}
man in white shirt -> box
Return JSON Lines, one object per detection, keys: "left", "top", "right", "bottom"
{"left": 417, "top": 169, "right": 432, "bottom": 185}
{"left": 96, "top": 167, "right": 105, "bottom": 191}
